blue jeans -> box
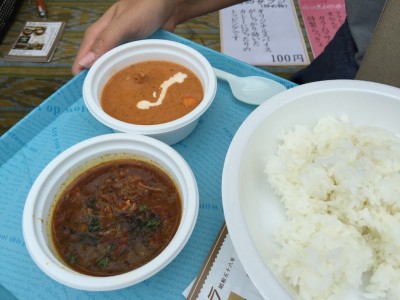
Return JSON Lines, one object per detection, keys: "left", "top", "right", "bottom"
{"left": 290, "top": 19, "right": 359, "bottom": 84}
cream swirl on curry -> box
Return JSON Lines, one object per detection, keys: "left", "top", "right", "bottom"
{"left": 101, "top": 61, "right": 203, "bottom": 125}
{"left": 137, "top": 72, "right": 188, "bottom": 110}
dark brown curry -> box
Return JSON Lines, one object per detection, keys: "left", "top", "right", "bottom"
{"left": 51, "top": 159, "right": 182, "bottom": 276}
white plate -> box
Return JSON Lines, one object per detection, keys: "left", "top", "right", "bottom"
{"left": 222, "top": 80, "right": 400, "bottom": 299}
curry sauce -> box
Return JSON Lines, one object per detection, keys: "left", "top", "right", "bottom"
{"left": 51, "top": 159, "right": 182, "bottom": 276}
{"left": 101, "top": 60, "right": 204, "bottom": 125}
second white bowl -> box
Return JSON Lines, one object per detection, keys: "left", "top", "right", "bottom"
{"left": 83, "top": 39, "right": 217, "bottom": 145}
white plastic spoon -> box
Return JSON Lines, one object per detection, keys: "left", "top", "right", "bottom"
{"left": 213, "top": 67, "right": 287, "bottom": 105}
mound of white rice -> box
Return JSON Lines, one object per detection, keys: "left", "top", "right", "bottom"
{"left": 264, "top": 116, "right": 400, "bottom": 300}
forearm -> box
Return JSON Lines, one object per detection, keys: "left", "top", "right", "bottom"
{"left": 167, "top": 0, "right": 245, "bottom": 27}
{"left": 185, "top": 0, "right": 245, "bottom": 18}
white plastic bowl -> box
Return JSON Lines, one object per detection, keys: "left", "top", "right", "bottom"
{"left": 83, "top": 39, "right": 217, "bottom": 145}
{"left": 222, "top": 80, "right": 400, "bottom": 299}
{"left": 22, "top": 133, "right": 198, "bottom": 291}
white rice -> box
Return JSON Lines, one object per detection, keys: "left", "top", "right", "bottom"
{"left": 264, "top": 116, "right": 400, "bottom": 300}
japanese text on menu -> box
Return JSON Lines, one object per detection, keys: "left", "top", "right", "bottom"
{"left": 298, "top": 0, "right": 346, "bottom": 58}
{"left": 220, "top": 0, "right": 310, "bottom": 66}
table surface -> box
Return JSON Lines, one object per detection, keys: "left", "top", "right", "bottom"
{"left": 0, "top": 28, "right": 296, "bottom": 299}
{"left": 0, "top": 0, "right": 311, "bottom": 136}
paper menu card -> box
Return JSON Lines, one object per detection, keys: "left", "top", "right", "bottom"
{"left": 220, "top": 0, "right": 310, "bottom": 66}
{"left": 298, "top": 0, "right": 346, "bottom": 58}
{"left": 4, "top": 21, "right": 65, "bottom": 62}
{"left": 185, "top": 223, "right": 264, "bottom": 300}
{"left": 0, "top": 30, "right": 297, "bottom": 300}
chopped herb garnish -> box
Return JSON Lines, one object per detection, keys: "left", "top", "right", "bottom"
{"left": 139, "top": 204, "right": 147, "bottom": 212}
{"left": 68, "top": 252, "right": 77, "bottom": 264}
{"left": 86, "top": 196, "right": 97, "bottom": 209}
{"left": 97, "top": 256, "right": 110, "bottom": 268}
{"left": 79, "top": 233, "right": 98, "bottom": 247}
{"left": 146, "top": 215, "right": 160, "bottom": 230}
{"left": 88, "top": 216, "right": 100, "bottom": 232}
{"left": 107, "top": 243, "right": 115, "bottom": 251}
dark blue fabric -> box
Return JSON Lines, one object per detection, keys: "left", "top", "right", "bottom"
{"left": 0, "top": 0, "right": 23, "bottom": 43}
{"left": 290, "top": 19, "right": 359, "bottom": 84}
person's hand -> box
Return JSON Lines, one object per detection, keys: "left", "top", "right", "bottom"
{"left": 71, "top": 0, "right": 244, "bottom": 75}
{"left": 71, "top": 0, "right": 185, "bottom": 75}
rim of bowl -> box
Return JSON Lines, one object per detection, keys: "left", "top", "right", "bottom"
{"left": 22, "top": 133, "right": 199, "bottom": 291}
{"left": 82, "top": 39, "right": 217, "bottom": 135}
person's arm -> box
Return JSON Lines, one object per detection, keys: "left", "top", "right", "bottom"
{"left": 71, "top": 0, "right": 243, "bottom": 75}
{"left": 165, "top": 0, "right": 245, "bottom": 26}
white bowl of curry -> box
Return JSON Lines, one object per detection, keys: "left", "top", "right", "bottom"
{"left": 22, "top": 133, "right": 198, "bottom": 291}
{"left": 83, "top": 39, "right": 217, "bottom": 145}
